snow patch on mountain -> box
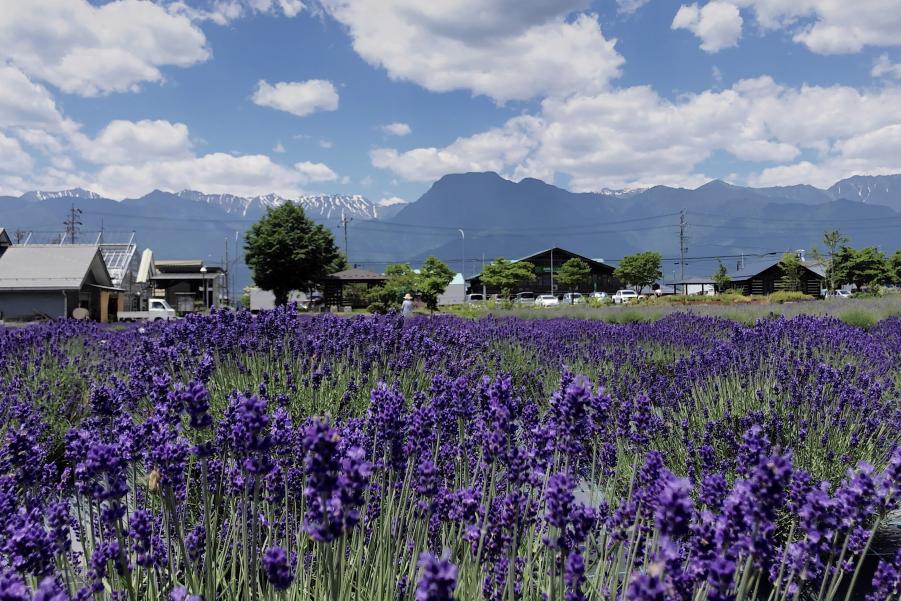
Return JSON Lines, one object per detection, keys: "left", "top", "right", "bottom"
{"left": 20, "top": 188, "right": 102, "bottom": 201}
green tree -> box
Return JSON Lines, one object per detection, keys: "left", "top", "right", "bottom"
{"left": 614, "top": 251, "right": 662, "bottom": 293}
{"left": 846, "top": 246, "right": 889, "bottom": 287}
{"left": 712, "top": 260, "right": 731, "bottom": 293}
{"left": 244, "top": 203, "right": 346, "bottom": 305}
{"left": 480, "top": 258, "right": 537, "bottom": 299}
{"left": 822, "top": 229, "right": 849, "bottom": 291}
{"left": 418, "top": 256, "right": 456, "bottom": 312}
{"left": 889, "top": 250, "right": 901, "bottom": 285}
{"left": 778, "top": 252, "right": 802, "bottom": 291}
{"left": 556, "top": 258, "right": 591, "bottom": 302}
{"left": 832, "top": 245, "right": 856, "bottom": 288}
{"left": 366, "top": 263, "right": 419, "bottom": 310}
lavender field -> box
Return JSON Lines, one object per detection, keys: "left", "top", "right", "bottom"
{"left": 0, "top": 311, "right": 898, "bottom": 601}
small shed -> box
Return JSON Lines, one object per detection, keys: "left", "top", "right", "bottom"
{"left": 323, "top": 268, "right": 386, "bottom": 308}
{"left": 672, "top": 277, "right": 717, "bottom": 295}
{"left": 0, "top": 244, "right": 118, "bottom": 321}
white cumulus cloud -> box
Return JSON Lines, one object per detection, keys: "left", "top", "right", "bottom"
{"left": 94, "top": 152, "right": 312, "bottom": 199}
{"left": 169, "top": 0, "right": 304, "bottom": 25}
{"left": 872, "top": 54, "right": 901, "bottom": 79}
{"left": 381, "top": 122, "right": 412, "bottom": 136}
{"left": 371, "top": 76, "right": 901, "bottom": 191}
{"left": 705, "top": 0, "right": 901, "bottom": 55}
{"left": 370, "top": 115, "right": 543, "bottom": 182}
{"left": 75, "top": 119, "right": 193, "bottom": 165}
{"left": 319, "top": 0, "right": 623, "bottom": 102}
{"left": 294, "top": 161, "right": 338, "bottom": 182}
{"left": 672, "top": 2, "right": 743, "bottom": 53}
{"left": 0, "top": 133, "right": 34, "bottom": 173}
{"left": 0, "top": 0, "right": 210, "bottom": 96}
{"left": 252, "top": 80, "right": 339, "bottom": 117}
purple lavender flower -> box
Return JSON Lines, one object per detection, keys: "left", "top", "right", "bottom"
{"left": 0, "top": 571, "right": 30, "bottom": 601}
{"left": 545, "top": 473, "right": 576, "bottom": 530}
{"left": 415, "top": 553, "right": 458, "bottom": 601}
{"left": 626, "top": 572, "right": 666, "bottom": 601}
{"left": 262, "top": 546, "right": 295, "bottom": 591}
{"left": 32, "top": 577, "right": 67, "bottom": 601}
{"left": 656, "top": 477, "right": 693, "bottom": 539}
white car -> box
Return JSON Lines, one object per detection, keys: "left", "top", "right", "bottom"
{"left": 589, "top": 292, "right": 608, "bottom": 300}
{"left": 832, "top": 290, "right": 852, "bottom": 299}
{"left": 612, "top": 290, "right": 639, "bottom": 304}
{"left": 534, "top": 294, "right": 560, "bottom": 307}
{"left": 561, "top": 292, "right": 584, "bottom": 304}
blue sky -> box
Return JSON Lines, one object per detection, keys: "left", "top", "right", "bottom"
{"left": 1, "top": 0, "right": 901, "bottom": 203}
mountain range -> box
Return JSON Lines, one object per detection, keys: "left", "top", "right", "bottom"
{"left": 1, "top": 173, "right": 899, "bottom": 290}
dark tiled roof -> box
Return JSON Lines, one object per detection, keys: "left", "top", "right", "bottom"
{"left": 327, "top": 268, "right": 385, "bottom": 281}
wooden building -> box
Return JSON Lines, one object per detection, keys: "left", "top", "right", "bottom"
{"left": 467, "top": 247, "right": 618, "bottom": 296}
{"left": 727, "top": 257, "right": 825, "bottom": 296}
{"left": 323, "top": 268, "right": 386, "bottom": 308}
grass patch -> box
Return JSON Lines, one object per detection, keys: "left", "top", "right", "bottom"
{"left": 602, "top": 308, "right": 659, "bottom": 324}
{"left": 839, "top": 308, "right": 878, "bottom": 330}
{"left": 767, "top": 291, "right": 815, "bottom": 303}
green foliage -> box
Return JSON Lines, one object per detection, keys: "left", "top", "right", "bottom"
{"left": 614, "top": 251, "right": 662, "bottom": 292}
{"left": 366, "top": 301, "right": 389, "bottom": 314}
{"left": 889, "top": 250, "right": 901, "bottom": 285}
{"left": 244, "top": 203, "right": 346, "bottom": 305}
{"left": 849, "top": 246, "right": 890, "bottom": 287}
{"left": 365, "top": 257, "right": 455, "bottom": 312}
{"left": 712, "top": 260, "right": 731, "bottom": 292}
{"left": 556, "top": 258, "right": 591, "bottom": 296}
{"left": 777, "top": 252, "right": 802, "bottom": 291}
{"left": 839, "top": 308, "right": 877, "bottom": 330}
{"left": 822, "top": 229, "right": 849, "bottom": 291}
{"left": 480, "top": 258, "right": 537, "bottom": 298}
{"left": 366, "top": 263, "right": 419, "bottom": 309}
{"left": 833, "top": 245, "right": 890, "bottom": 288}
{"left": 767, "top": 291, "right": 813, "bottom": 303}
{"left": 418, "top": 256, "right": 456, "bottom": 311}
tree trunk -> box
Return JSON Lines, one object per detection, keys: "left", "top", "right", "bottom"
{"left": 274, "top": 289, "right": 289, "bottom": 306}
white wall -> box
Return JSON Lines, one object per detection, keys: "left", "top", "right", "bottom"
{"left": 438, "top": 274, "right": 465, "bottom": 305}
{"left": 248, "top": 287, "right": 309, "bottom": 311}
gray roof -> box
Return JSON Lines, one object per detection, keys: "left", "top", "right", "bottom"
{"left": 0, "top": 229, "right": 11, "bottom": 247}
{"left": 327, "top": 268, "right": 385, "bottom": 281}
{"left": 673, "top": 276, "right": 717, "bottom": 285}
{"left": 729, "top": 257, "right": 825, "bottom": 281}
{"left": 0, "top": 244, "right": 112, "bottom": 290}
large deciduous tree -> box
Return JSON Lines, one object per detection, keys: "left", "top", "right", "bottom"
{"left": 481, "top": 258, "right": 536, "bottom": 299}
{"left": 614, "top": 251, "right": 662, "bottom": 293}
{"left": 244, "top": 203, "right": 346, "bottom": 305}
{"left": 556, "top": 258, "right": 591, "bottom": 302}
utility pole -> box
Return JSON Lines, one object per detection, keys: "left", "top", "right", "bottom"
{"left": 679, "top": 209, "right": 687, "bottom": 293}
{"left": 340, "top": 212, "right": 352, "bottom": 262}
{"left": 224, "top": 237, "right": 229, "bottom": 306}
{"left": 550, "top": 247, "right": 555, "bottom": 294}
{"left": 64, "top": 203, "right": 83, "bottom": 244}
